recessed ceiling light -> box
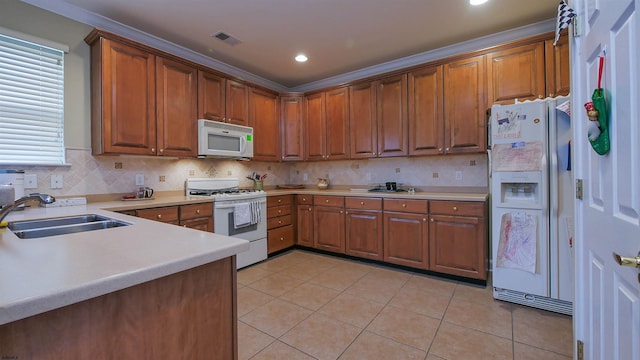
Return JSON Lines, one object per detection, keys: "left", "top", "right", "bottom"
{"left": 295, "top": 54, "right": 308, "bottom": 63}
{"left": 470, "top": 0, "right": 488, "bottom": 5}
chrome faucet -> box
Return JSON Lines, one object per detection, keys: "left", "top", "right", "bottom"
{"left": 0, "top": 193, "right": 56, "bottom": 223}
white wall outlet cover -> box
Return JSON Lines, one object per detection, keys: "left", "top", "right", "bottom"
{"left": 50, "top": 174, "right": 63, "bottom": 189}
{"left": 135, "top": 173, "right": 144, "bottom": 186}
{"left": 24, "top": 174, "right": 37, "bottom": 189}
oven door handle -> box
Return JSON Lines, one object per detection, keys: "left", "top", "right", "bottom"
{"left": 214, "top": 199, "right": 266, "bottom": 209}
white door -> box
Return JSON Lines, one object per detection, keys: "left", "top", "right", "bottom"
{"left": 572, "top": 0, "right": 640, "bottom": 359}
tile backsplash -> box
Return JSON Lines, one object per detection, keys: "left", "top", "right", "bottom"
{"left": 0, "top": 149, "right": 488, "bottom": 198}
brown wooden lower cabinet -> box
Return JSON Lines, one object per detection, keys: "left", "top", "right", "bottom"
{"left": 345, "top": 197, "right": 383, "bottom": 260}
{"left": 313, "top": 195, "right": 345, "bottom": 253}
{"left": 0, "top": 257, "right": 238, "bottom": 359}
{"left": 383, "top": 211, "right": 429, "bottom": 269}
{"left": 429, "top": 200, "right": 487, "bottom": 279}
{"left": 296, "top": 204, "right": 314, "bottom": 247}
{"left": 267, "top": 195, "right": 295, "bottom": 254}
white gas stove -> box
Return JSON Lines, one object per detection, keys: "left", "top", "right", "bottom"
{"left": 186, "top": 178, "right": 267, "bottom": 269}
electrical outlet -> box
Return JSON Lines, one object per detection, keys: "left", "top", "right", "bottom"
{"left": 432, "top": 172, "right": 439, "bottom": 179}
{"left": 189, "top": 169, "right": 195, "bottom": 176}
{"left": 366, "top": 172, "right": 372, "bottom": 181}
{"left": 135, "top": 173, "right": 144, "bottom": 186}
{"left": 159, "top": 175, "right": 166, "bottom": 182}
{"left": 303, "top": 173, "right": 308, "bottom": 181}
{"left": 24, "top": 174, "right": 37, "bottom": 189}
{"left": 455, "top": 171, "right": 463, "bottom": 181}
{"left": 227, "top": 170, "right": 232, "bottom": 175}
{"left": 114, "top": 162, "right": 122, "bottom": 169}
{"left": 469, "top": 160, "right": 477, "bottom": 166}
{"left": 50, "top": 174, "right": 63, "bottom": 189}
{"left": 395, "top": 168, "right": 401, "bottom": 173}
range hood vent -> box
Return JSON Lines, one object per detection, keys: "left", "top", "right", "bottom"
{"left": 212, "top": 31, "right": 242, "bottom": 46}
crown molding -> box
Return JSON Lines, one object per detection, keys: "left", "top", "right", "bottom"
{"left": 21, "top": 0, "right": 555, "bottom": 93}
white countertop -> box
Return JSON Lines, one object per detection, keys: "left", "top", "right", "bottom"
{"left": 0, "top": 200, "right": 248, "bottom": 325}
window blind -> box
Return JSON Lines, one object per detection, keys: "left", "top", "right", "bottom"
{"left": 0, "top": 33, "right": 65, "bottom": 165}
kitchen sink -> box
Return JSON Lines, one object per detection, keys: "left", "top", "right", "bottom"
{"left": 8, "top": 214, "right": 131, "bottom": 239}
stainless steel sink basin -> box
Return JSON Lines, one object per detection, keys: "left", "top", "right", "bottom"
{"left": 8, "top": 214, "right": 131, "bottom": 239}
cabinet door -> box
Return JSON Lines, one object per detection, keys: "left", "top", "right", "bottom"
{"left": 180, "top": 217, "right": 214, "bottom": 232}
{"left": 345, "top": 209, "right": 383, "bottom": 260}
{"left": 198, "top": 70, "right": 226, "bottom": 122}
{"left": 249, "top": 88, "right": 280, "bottom": 161}
{"left": 429, "top": 215, "right": 486, "bottom": 279}
{"left": 304, "top": 92, "right": 326, "bottom": 161}
{"left": 545, "top": 33, "right": 571, "bottom": 97}
{"left": 225, "top": 80, "right": 249, "bottom": 126}
{"left": 280, "top": 95, "right": 304, "bottom": 161}
{"left": 156, "top": 57, "right": 198, "bottom": 157}
{"left": 314, "top": 205, "right": 345, "bottom": 253}
{"left": 383, "top": 211, "right": 428, "bottom": 269}
{"left": 443, "top": 55, "right": 487, "bottom": 154}
{"left": 377, "top": 74, "right": 408, "bottom": 157}
{"left": 408, "top": 66, "right": 444, "bottom": 156}
{"left": 296, "top": 205, "right": 314, "bottom": 247}
{"left": 325, "top": 88, "right": 350, "bottom": 160}
{"left": 349, "top": 82, "right": 377, "bottom": 159}
{"left": 96, "top": 38, "right": 156, "bottom": 155}
{"left": 486, "top": 42, "right": 545, "bottom": 105}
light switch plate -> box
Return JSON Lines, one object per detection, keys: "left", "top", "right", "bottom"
{"left": 135, "top": 173, "right": 144, "bottom": 186}
{"left": 50, "top": 174, "right": 63, "bottom": 189}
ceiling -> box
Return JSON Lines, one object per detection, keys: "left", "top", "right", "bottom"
{"left": 29, "top": 0, "right": 560, "bottom": 89}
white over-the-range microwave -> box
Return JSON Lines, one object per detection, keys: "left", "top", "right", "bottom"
{"left": 197, "top": 119, "right": 254, "bottom": 159}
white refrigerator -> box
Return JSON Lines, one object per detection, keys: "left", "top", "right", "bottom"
{"left": 489, "top": 96, "right": 574, "bottom": 315}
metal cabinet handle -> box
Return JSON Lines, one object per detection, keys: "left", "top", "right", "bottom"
{"left": 302, "top": 198, "right": 306, "bottom": 201}
{"left": 278, "top": 209, "right": 282, "bottom": 214}
{"left": 308, "top": 207, "right": 312, "bottom": 211}
{"left": 159, "top": 148, "right": 164, "bottom": 153}
{"left": 445, "top": 147, "right": 450, "bottom": 152}
{"left": 280, "top": 237, "right": 284, "bottom": 241}
{"left": 196, "top": 209, "right": 200, "bottom": 214}
{"left": 452, "top": 206, "right": 458, "bottom": 211}
{"left": 340, "top": 210, "right": 344, "bottom": 214}
{"left": 360, "top": 201, "right": 364, "bottom": 205}
{"left": 429, "top": 218, "right": 434, "bottom": 222}
{"left": 423, "top": 218, "right": 427, "bottom": 222}
{"left": 278, "top": 199, "right": 282, "bottom": 203}
{"left": 326, "top": 199, "right": 329, "bottom": 203}
{"left": 345, "top": 211, "right": 349, "bottom": 214}
{"left": 402, "top": 203, "right": 407, "bottom": 208}
{"left": 438, "top": 148, "right": 442, "bottom": 152}
{"left": 278, "top": 220, "right": 282, "bottom": 224}
{"left": 157, "top": 214, "right": 162, "bottom": 219}
{"left": 151, "top": 148, "right": 156, "bottom": 153}
{"left": 614, "top": 252, "right": 640, "bottom": 268}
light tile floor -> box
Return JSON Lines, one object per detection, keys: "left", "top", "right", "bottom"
{"left": 237, "top": 250, "right": 573, "bottom": 360}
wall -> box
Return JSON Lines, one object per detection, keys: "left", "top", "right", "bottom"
{"left": 0, "top": 1, "right": 488, "bottom": 199}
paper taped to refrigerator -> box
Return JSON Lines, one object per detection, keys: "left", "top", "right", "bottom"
{"left": 493, "top": 108, "right": 524, "bottom": 139}
{"left": 492, "top": 141, "right": 543, "bottom": 171}
{"left": 497, "top": 212, "right": 538, "bottom": 274}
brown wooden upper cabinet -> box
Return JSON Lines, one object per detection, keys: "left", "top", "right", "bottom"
{"left": 486, "top": 42, "right": 546, "bottom": 105}
{"left": 408, "top": 65, "right": 444, "bottom": 156}
{"left": 280, "top": 95, "right": 305, "bottom": 162}
{"left": 249, "top": 87, "right": 280, "bottom": 162}
{"left": 87, "top": 33, "right": 197, "bottom": 157}
{"left": 198, "top": 70, "right": 249, "bottom": 126}
{"left": 545, "top": 32, "right": 571, "bottom": 98}
{"left": 156, "top": 57, "right": 198, "bottom": 157}
{"left": 376, "top": 74, "right": 408, "bottom": 157}
{"left": 349, "top": 82, "right": 377, "bottom": 159}
{"left": 443, "top": 55, "right": 487, "bottom": 154}
{"left": 304, "top": 88, "right": 349, "bottom": 161}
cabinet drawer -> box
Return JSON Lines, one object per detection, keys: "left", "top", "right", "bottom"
{"left": 136, "top": 206, "right": 179, "bottom": 223}
{"left": 267, "top": 214, "right": 292, "bottom": 230}
{"left": 180, "top": 203, "right": 213, "bottom": 220}
{"left": 384, "top": 198, "right": 428, "bottom": 213}
{"left": 179, "top": 217, "right": 213, "bottom": 232}
{"left": 314, "top": 195, "right": 344, "bottom": 207}
{"left": 296, "top": 194, "right": 313, "bottom": 205}
{"left": 430, "top": 200, "right": 485, "bottom": 217}
{"left": 268, "top": 225, "right": 295, "bottom": 253}
{"left": 345, "top": 197, "right": 382, "bottom": 210}
{"left": 267, "top": 205, "right": 291, "bottom": 218}
{"left": 267, "top": 195, "right": 292, "bottom": 207}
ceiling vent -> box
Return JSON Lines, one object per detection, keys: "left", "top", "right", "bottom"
{"left": 212, "top": 31, "right": 242, "bottom": 46}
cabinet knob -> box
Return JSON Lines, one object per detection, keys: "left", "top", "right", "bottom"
{"left": 402, "top": 203, "right": 407, "bottom": 208}
{"left": 278, "top": 209, "right": 282, "bottom": 214}
{"left": 302, "top": 197, "right": 306, "bottom": 201}
{"left": 280, "top": 237, "right": 284, "bottom": 241}
{"left": 345, "top": 211, "right": 349, "bottom": 214}
{"left": 278, "top": 220, "right": 282, "bottom": 224}
{"left": 278, "top": 199, "right": 282, "bottom": 203}
{"left": 196, "top": 209, "right": 201, "bottom": 214}
{"left": 429, "top": 218, "right": 433, "bottom": 222}
{"left": 538, "top": 95, "right": 543, "bottom": 99}
{"left": 159, "top": 148, "right": 164, "bottom": 153}
{"left": 452, "top": 206, "right": 458, "bottom": 211}
{"left": 308, "top": 207, "right": 312, "bottom": 211}
{"left": 445, "top": 147, "right": 450, "bottom": 152}
{"left": 549, "top": 93, "right": 554, "bottom": 97}
{"left": 151, "top": 148, "right": 156, "bottom": 153}
{"left": 360, "top": 201, "right": 364, "bottom": 205}
{"left": 340, "top": 210, "right": 344, "bottom": 214}
{"left": 157, "top": 214, "right": 162, "bottom": 219}
{"left": 326, "top": 199, "right": 329, "bottom": 203}
{"left": 438, "top": 148, "right": 442, "bottom": 153}
{"left": 183, "top": 225, "right": 187, "bottom": 227}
